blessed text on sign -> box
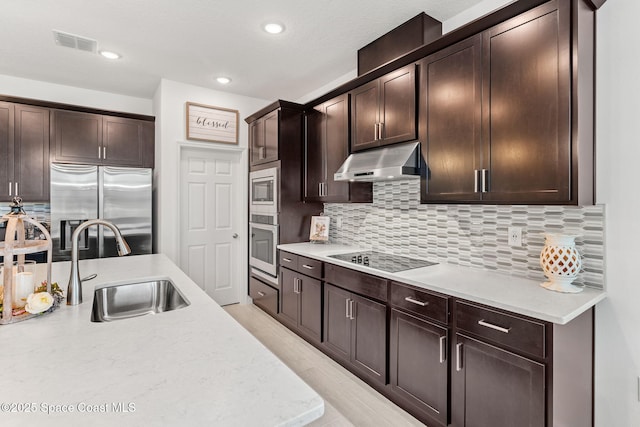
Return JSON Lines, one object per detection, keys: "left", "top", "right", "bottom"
{"left": 186, "top": 102, "right": 239, "bottom": 144}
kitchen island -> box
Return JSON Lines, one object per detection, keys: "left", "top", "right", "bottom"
{"left": 0, "top": 254, "right": 324, "bottom": 426}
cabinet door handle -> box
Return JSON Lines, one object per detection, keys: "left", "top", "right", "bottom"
{"left": 404, "top": 296, "right": 428, "bottom": 307}
{"left": 478, "top": 319, "right": 511, "bottom": 334}
{"left": 349, "top": 299, "right": 355, "bottom": 320}
{"left": 8, "top": 182, "right": 12, "bottom": 196}
{"left": 14, "top": 182, "right": 18, "bottom": 196}
{"left": 481, "top": 169, "right": 489, "bottom": 193}
{"left": 439, "top": 336, "right": 447, "bottom": 363}
{"left": 374, "top": 123, "right": 379, "bottom": 141}
{"left": 297, "top": 278, "right": 302, "bottom": 294}
{"left": 98, "top": 146, "right": 101, "bottom": 159}
{"left": 301, "top": 264, "right": 314, "bottom": 270}
{"left": 456, "top": 343, "right": 463, "bottom": 371}
{"left": 257, "top": 291, "right": 266, "bottom": 297}
{"left": 103, "top": 146, "right": 107, "bottom": 160}
{"left": 259, "top": 147, "right": 265, "bottom": 159}
{"left": 378, "top": 122, "right": 384, "bottom": 140}
{"left": 345, "top": 298, "right": 350, "bottom": 319}
{"left": 474, "top": 170, "right": 479, "bottom": 193}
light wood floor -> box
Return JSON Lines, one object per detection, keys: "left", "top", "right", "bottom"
{"left": 224, "top": 303, "right": 425, "bottom": 427}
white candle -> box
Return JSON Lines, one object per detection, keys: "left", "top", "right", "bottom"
{"left": 12, "top": 271, "right": 34, "bottom": 309}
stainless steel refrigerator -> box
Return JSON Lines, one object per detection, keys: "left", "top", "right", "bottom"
{"left": 50, "top": 163, "right": 152, "bottom": 262}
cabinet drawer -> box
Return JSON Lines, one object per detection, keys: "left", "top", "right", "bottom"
{"left": 297, "top": 256, "right": 323, "bottom": 280}
{"left": 390, "top": 282, "right": 449, "bottom": 324}
{"left": 279, "top": 251, "right": 298, "bottom": 269}
{"left": 325, "top": 263, "right": 387, "bottom": 302}
{"left": 455, "top": 300, "right": 547, "bottom": 359}
{"left": 250, "top": 277, "right": 278, "bottom": 317}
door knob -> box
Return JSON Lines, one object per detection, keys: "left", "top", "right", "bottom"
{"left": 233, "top": 233, "right": 238, "bottom": 238}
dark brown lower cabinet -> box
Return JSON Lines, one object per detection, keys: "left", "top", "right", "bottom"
{"left": 249, "top": 276, "right": 278, "bottom": 318}
{"left": 279, "top": 267, "right": 322, "bottom": 343}
{"left": 261, "top": 259, "right": 593, "bottom": 427}
{"left": 390, "top": 309, "right": 448, "bottom": 426}
{"left": 451, "top": 333, "right": 545, "bottom": 427}
{"left": 323, "top": 283, "right": 387, "bottom": 385}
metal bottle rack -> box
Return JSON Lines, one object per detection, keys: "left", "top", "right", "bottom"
{"left": 0, "top": 197, "right": 52, "bottom": 325}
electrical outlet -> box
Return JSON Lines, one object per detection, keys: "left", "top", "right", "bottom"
{"left": 336, "top": 217, "right": 343, "bottom": 229}
{"left": 508, "top": 227, "right": 522, "bottom": 247}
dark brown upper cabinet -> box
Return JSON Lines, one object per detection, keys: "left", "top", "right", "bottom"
{"left": 103, "top": 116, "right": 154, "bottom": 167}
{"left": 0, "top": 102, "right": 50, "bottom": 202}
{"left": 0, "top": 102, "right": 14, "bottom": 202}
{"left": 246, "top": 101, "right": 305, "bottom": 170}
{"left": 52, "top": 109, "right": 154, "bottom": 168}
{"left": 419, "top": 35, "right": 483, "bottom": 202}
{"left": 304, "top": 94, "right": 372, "bottom": 203}
{"left": 420, "top": 0, "right": 593, "bottom": 205}
{"left": 480, "top": 0, "right": 571, "bottom": 203}
{"left": 350, "top": 64, "right": 417, "bottom": 152}
{"left": 250, "top": 109, "right": 279, "bottom": 166}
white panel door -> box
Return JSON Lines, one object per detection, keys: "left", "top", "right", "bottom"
{"left": 180, "top": 147, "right": 242, "bottom": 306}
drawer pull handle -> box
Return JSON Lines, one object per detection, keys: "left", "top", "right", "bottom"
{"left": 439, "top": 336, "right": 446, "bottom": 364}
{"left": 405, "top": 296, "right": 428, "bottom": 307}
{"left": 257, "top": 291, "right": 266, "bottom": 297}
{"left": 302, "top": 264, "right": 315, "bottom": 270}
{"left": 478, "top": 319, "right": 511, "bottom": 334}
{"left": 456, "top": 343, "right": 463, "bottom": 371}
{"left": 282, "top": 257, "right": 293, "bottom": 263}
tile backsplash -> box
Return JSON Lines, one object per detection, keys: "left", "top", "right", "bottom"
{"left": 0, "top": 202, "right": 50, "bottom": 226}
{"left": 324, "top": 180, "right": 605, "bottom": 289}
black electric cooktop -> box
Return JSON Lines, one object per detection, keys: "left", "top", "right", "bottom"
{"left": 328, "top": 251, "right": 437, "bottom": 273}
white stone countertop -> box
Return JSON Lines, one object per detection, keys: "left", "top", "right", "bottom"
{"left": 278, "top": 242, "right": 606, "bottom": 325}
{"left": 0, "top": 254, "right": 324, "bottom": 426}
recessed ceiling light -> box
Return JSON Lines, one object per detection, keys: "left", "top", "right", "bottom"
{"left": 216, "top": 76, "right": 231, "bottom": 84}
{"left": 99, "top": 50, "right": 121, "bottom": 60}
{"left": 263, "top": 23, "right": 285, "bottom": 34}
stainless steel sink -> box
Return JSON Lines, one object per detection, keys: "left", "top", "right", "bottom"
{"left": 91, "top": 279, "right": 190, "bottom": 322}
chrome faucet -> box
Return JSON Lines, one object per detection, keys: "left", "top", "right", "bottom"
{"left": 67, "top": 219, "right": 131, "bottom": 305}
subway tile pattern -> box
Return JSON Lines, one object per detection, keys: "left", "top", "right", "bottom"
{"left": 324, "top": 181, "right": 605, "bottom": 289}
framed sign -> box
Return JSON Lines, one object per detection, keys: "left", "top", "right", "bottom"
{"left": 309, "top": 216, "right": 330, "bottom": 243}
{"left": 186, "top": 102, "right": 239, "bottom": 144}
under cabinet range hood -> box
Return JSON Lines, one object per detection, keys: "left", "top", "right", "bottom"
{"left": 334, "top": 141, "right": 421, "bottom": 182}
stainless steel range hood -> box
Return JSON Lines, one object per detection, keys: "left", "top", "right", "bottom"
{"left": 334, "top": 141, "right": 421, "bottom": 182}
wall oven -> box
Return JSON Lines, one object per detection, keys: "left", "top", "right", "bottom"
{"left": 249, "top": 213, "right": 278, "bottom": 277}
{"left": 250, "top": 167, "right": 278, "bottom": 214}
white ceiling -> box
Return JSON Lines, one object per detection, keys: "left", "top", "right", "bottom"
{"left": 0, "top": 0, "right": 487, "bottom": 102}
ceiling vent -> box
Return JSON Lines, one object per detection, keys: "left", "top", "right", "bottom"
{"left": 53, "top": 30, "right": 97, "bottom": 53}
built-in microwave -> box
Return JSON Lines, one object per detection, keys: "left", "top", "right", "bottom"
{"left": 250, "top": 167, "right": 278, "bottom": 214}
{"left": 249, "top": 213, "right": 278, "bottom": 277}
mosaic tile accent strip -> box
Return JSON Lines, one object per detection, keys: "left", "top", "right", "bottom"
{"left": 0, "top": 202, "right": 51, "bottom": 226}
{"left": 324, "top": 180, "right": 605, "bottom": 289}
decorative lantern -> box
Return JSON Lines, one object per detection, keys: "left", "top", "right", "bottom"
{"left": 539, "top": 233, "right": 583, "bottom": 293}
{"left": 0, "top": 197, "right": 55, "bottom": 324}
